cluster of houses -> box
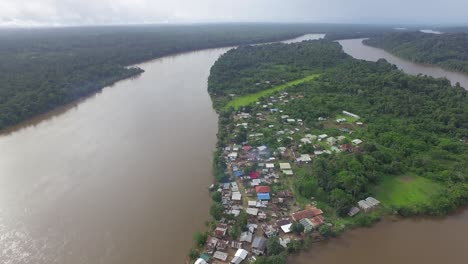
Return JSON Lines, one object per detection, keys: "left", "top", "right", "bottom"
{"left": 196, "top": 145, "right": 328, "bottom": 263}
{"left": 195, "top": 92, "right": 381, "bottom": 263}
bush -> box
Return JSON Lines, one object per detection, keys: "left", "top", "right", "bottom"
{"left": 291, "top": 222, "right": 305, "bottom": 234}
{"left": 210, "top": 202, "right": 225, "bottom": 220}
{"left": 229, "top": 225, "right": 241, "bottom": 240}
{"left": 254, "top": 252, "right": 287, "bottom": 264}
{"left": 318, "top": 224, "right": 335, "bottom": 238}
{"left": 286, "top": 239, "right": 303, "bottom": 253}
{"left": 194, "top": 232, "right": 208, "bottom": 248}
{"left": 211, "top": 191, "right": 222, "bottom": 203}
{"left": 267, "top": 237, "right": 284, "bottom": 256}
{"left": 354, "top": 212, "right": 381, "bottom": 227}
{"left": 188, "top": 248, "right": 199, "bottom": 260}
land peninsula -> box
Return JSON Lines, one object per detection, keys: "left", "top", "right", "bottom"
{"left": 189, "top": 39, "right": 468, "bottom": 264}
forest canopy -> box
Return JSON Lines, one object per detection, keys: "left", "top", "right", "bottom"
{"left": 365, "top": 32, "right": 468, "bottom": 73}
{"left": 209, "top": 39, "right": 468, "bottom": 217}
{"left": 0, "top": 23, "right": 396, "bottom": 130}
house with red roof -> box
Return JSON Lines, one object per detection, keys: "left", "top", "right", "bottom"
{"left": 255, "top": 186, "right": 271, "bottom": 193}
{"left": 291, "top": 207, "right": 323, "bottom": 222}
{"left": 249, "top": 171, "right": 260, "bottom": 179}
{"left": 243, "top": 145, "right": 252, "bottom": 151}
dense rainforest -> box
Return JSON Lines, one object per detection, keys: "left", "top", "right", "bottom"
{"left": 210, "top": 39, "right": 468, "bottom": 219}
{"left": 0, "top": 23, "right": 396, "bottom": 130}
{"left": 208, "top": 40, "right": 350, "bottom": 108}
{"left": 365, "top": 31, "right": 468, "bottom": 74}
{"left": 204, "top": 39, "right": 468, "bottom": 263}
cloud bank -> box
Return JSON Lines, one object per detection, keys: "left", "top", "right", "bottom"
{"left": 0, "top": 0, "right": 467, "bottom": 27}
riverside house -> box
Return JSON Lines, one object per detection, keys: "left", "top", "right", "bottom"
{"left": 196, "top": 91, "right": 377, "bottom": 263}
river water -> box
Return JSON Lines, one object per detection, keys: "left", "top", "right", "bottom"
{"left": 291, "top": 39, "right": 468, "bottom": 264}
{"left": 0, "top": 34, "right": 323, "bottom": 264}
{"left": 1, "top": 35, "right": 466, "bottom": 264}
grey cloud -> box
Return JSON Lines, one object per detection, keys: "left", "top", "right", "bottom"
{"left": 0, "top": 0, "right": 467, "bottom": 27}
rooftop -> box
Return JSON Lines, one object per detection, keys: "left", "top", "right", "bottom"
{"left": 292, "top": 207, "right": 323, "bottom": 222}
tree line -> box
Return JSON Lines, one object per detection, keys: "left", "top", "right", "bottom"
{"left": 364, "top": 31, "right": 468, "bottom": 73}
{"left": 210, "top": 39, "right": 468, "bottom": 219}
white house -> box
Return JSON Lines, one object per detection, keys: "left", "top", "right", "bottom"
{"left": 231, "top": 249, "right": 249, "bottom": 264}
{"left": 246, "top": 208, "right": 259, "bottom": 216}
{"left": 228, "top": 152, "right": 238, "bottom": 161}
{"left": 296, "top": 154, "right": 312, "bottom": 163}
{"left": 358, "top": 197, "right": 380, "bottom": 212}
{"left": 326, "top": 137, "right": 337, "bottom": 145}
{"left": 195, "top": 259, "right": 208, "bottom": 264}
{"left": 343, "top": 110, "right": 360, "bottom": 119}
{"left": 279, "top": 163, "right": 291, "bottom": 170}
{"left": 232, "top": 192, "right": 242, "bottom": 201}
{"left": 318, "top": 134, "right": 328, "bottom": 140}
{"left": 213, "top": 251, "right": 228, "bottom": 261}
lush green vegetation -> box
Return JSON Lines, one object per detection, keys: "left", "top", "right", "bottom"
{"left": 225, "top": 74, "right": 320, "bottom": 110}
{"left": 0, "top": 24, "right": 308, "bottom": 130}
{"left": 192, "top": 30, "right": 468, "bottom": 264}
{"left": 208, "top": 40, "right": 350, "bottom": 109}
{"left": 375, "top": 175, "right": 444, "bottom": 211}
{"left": 210, "top": 39, "right": 468, "bottom": 220}
{"left": 0, "top": 23, "right": 398, "bottom": 131}
{"left": 2, "top": 24, "right": 318, "bottom": 130}
{"left": 365, "top": 32, "right": 468, "bottom": 74}
{"left": 287, "top": 59, "right": 468, "bottom": 216}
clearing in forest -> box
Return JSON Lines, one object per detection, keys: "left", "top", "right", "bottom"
{"left": 375, "top": 175, "right": 443, "bottom": 208}
{"left": 225, "top": 74, "right": 320, "bottom": 110}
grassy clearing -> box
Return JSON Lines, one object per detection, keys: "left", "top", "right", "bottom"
{"left": 375, "top": 175, "right": 443, "bottom": 208}
{"left": 335, "top": 113, "right": 359, "bottom": 123}
{"left": 225, "top": 74, "right": 320, "bottom": 110}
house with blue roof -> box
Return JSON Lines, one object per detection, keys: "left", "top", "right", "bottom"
{"left": 234, "top": 170, "right": 244, "bottom": 177}
{"left": 257, "top": 193, "right": 270, "bottom": 200}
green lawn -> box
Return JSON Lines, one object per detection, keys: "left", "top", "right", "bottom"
{"left": 375, "top": 175, "right": 443, "bottom": 208}
{"left": 225, "top": 74, "right": 320, "bottom": 110}
{"left": 335, "top": 113, "right": 360, "bottom": 123}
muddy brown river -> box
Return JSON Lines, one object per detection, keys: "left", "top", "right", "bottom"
{"left": 0, "top": 34, "right": 322, "bottom": 264}
{"left": 291, "top": 38, "right": 468, "bottom": 264}
{"left": 0, "top": 34, "right": 466, "bottom": 264}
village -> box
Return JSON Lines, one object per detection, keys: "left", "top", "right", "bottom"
{"left": 195, "top": 91, "right": 381, "bottom": 264}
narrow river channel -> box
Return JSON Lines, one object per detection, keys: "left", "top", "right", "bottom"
{"left": 0, "top": 34, "right": 323, "bottom": 264}
{"left": 290, "top": 38, "right": 468, "bottom": 264}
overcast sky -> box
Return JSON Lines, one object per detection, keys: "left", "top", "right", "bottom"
{"left": 0, "top": 0, "right": 467, "bottom": 27}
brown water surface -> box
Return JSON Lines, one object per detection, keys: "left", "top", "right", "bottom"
{"left": 339, "top": 38, "right": 468, "bottom": 89}
{"left": 291, "top": 210, "right": 468, "bottom": 264}
{"left": 0, "top": 34, "right": 323, "bottom": 264}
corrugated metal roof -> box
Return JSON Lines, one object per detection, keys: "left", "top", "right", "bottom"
{"left": 257, "top": 193, "right": 270, "bottom": 200}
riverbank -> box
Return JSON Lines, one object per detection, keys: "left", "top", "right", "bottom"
{"left": 189, "top": 38, "right": 468, "bottom": 264}
{"left": 363, "top": 31, "right": 468, "bottom": 75}
{"left": 0, "top": 25, "right": 321, "bottom": 132}
{"left": 0, "top": 45, "right": 229, "bottom": 264}
{"left": 338, "top": 38, "right": 468, "bottom": 89}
